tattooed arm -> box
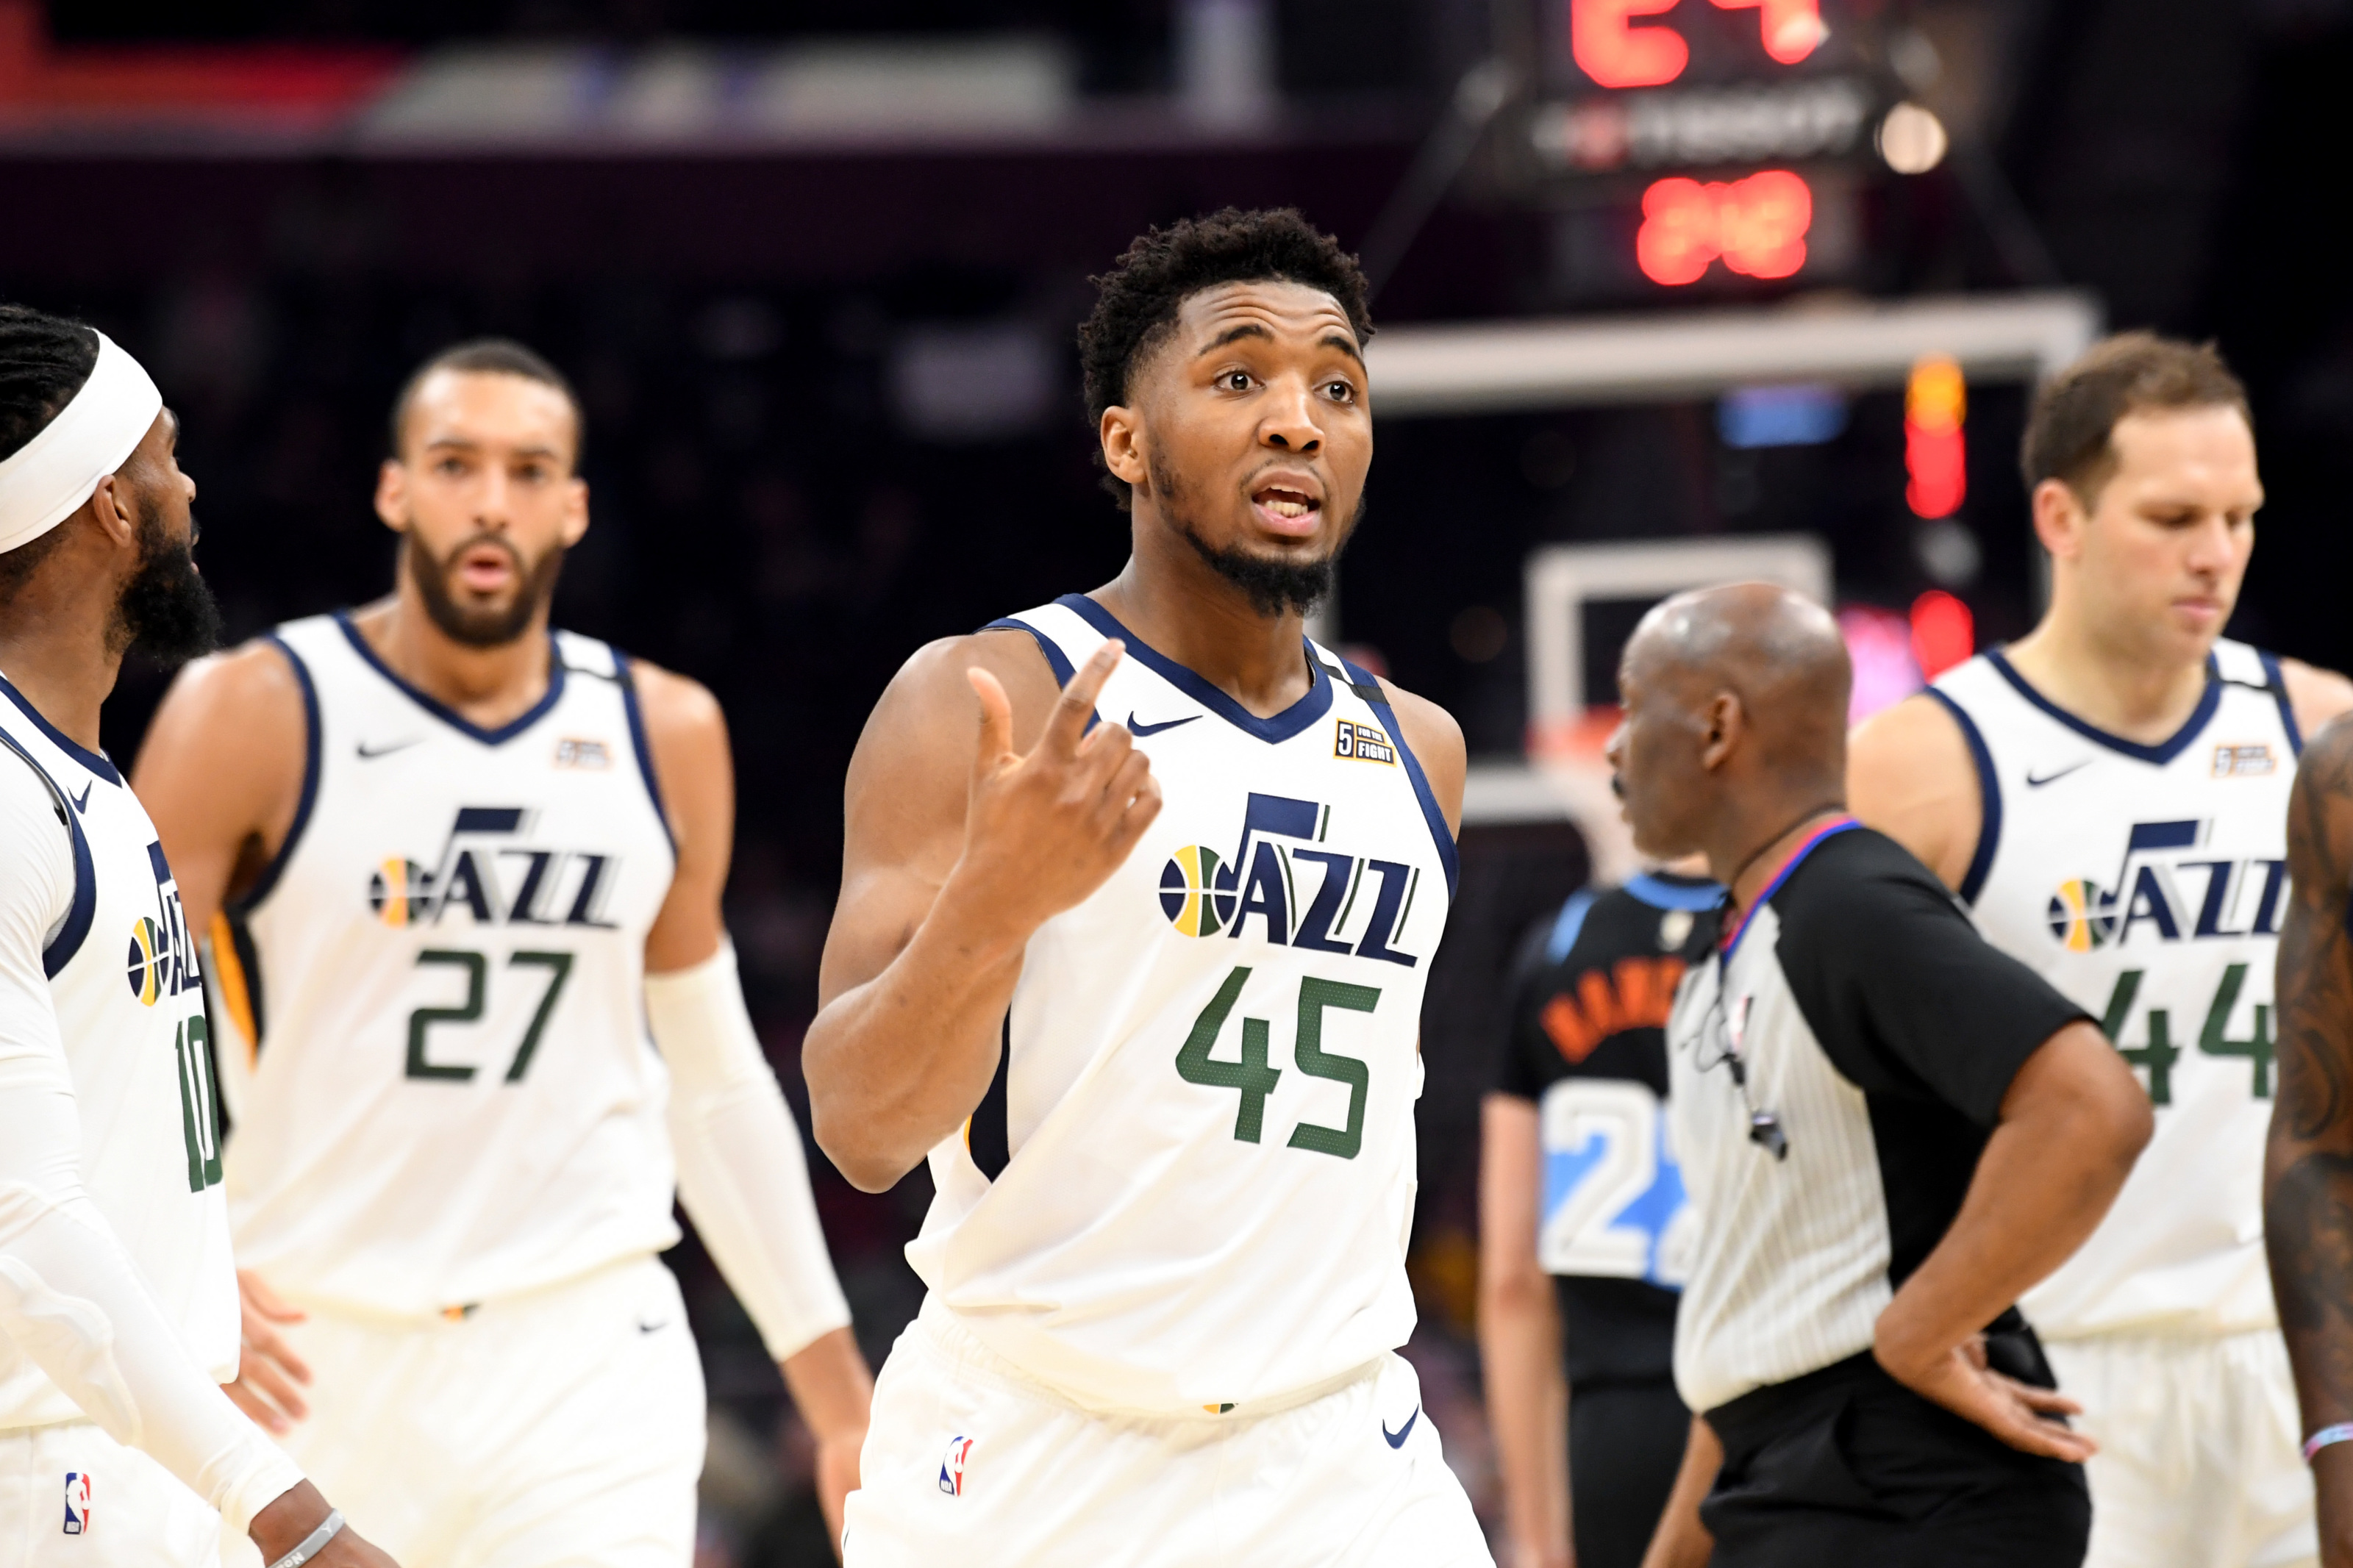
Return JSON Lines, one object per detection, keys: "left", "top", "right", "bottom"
{"left": 2268, "top": 715, "right": 2353, "bottom": 1567}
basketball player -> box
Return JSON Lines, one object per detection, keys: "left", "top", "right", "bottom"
{"left": 1481, "top": 861, "right": 1716, "bottom": 1568}
{"left": 129, "top": 340, "right": 872, "bottom": 1566}
{"left": 1850, "top": 332, "right": 2353, "bottom": 1567}
{"left": 0, "top": 304, "right": 392, "bottom": 1567}
{"left": 804, "top": 208, "right": 1488, "bottom": 1564}
{"left": 2268, "top": 681, "right": 2353, "bottom": 1568}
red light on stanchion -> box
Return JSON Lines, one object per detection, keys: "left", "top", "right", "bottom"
{"left": 1635, "top": 171, "right": 1812, "bottom": 286}
{"left": 1573, "top": 0, "right": 1689, "bottom": 89}
{"left": 1910, "top": 590, "right": 1975, "bottom": 679}
{"left": 1710, "top": 0, "right": 1827, "bottom": 63}
{"left": 1904, "top": 356, "right": 1965, "bottom": 518}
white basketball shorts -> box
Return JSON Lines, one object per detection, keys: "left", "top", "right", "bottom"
{"left": 1, "top": 1420, "right": 220, "bottom": 1568}
{"left": 220, "top": 1254, "right": 704, "bottom": 1568}
{"left": 843, "top": 1301, "right": 1493, "bottom": 1568}
{"left": 2045, "top": 1328, "right": 2315, "bottom": 1568}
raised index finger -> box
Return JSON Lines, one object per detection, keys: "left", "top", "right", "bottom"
{"left": 1043, "top": 640, "right": 1124, "bottom": 758}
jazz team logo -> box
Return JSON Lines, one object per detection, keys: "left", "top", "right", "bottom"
{"left": 363, "top": 808, "right": 624, "bottom": 930}
{"left": 125, "top": 844, "right": 202, "bottom": 1008}
{"left": 2045, "top": 819, "right": 2288, "bottom": 953}
{"left": 1157, "top": 792, "right": 1424, "bottom": 966}
{"left": 63, "top": 1471, "right": 90, "bottom": 1534}
{"left": 938, "top": 1436, "right": 974, "bottom": 1497}
{"left": 126, "top": 917, "right": 170, "bottom": 1004}
{"left": 2047, "top": 878, "right": 2114, "bottom": 953}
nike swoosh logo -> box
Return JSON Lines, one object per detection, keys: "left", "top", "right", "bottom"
{"left": 1382, "top": 1404, "right": 1419, "bottom": 1449}
{"left": 357, "top": 738, "right": 424, "bottom": 760}
{"left": 68, "top": 782, "right": 90, "bottom": 815}
{"left": 2026, "top": 760, "right": 2091, "bottom": 788}
{"left": 1126, "top": 713, "right": 1200, "bottom": 737}
{"left": 638, "top": 1320, "right": 667, "bottom": 1334}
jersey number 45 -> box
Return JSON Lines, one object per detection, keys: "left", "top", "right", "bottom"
{"left": 1176, "top": 965, "right": 1379, "bottom": 1160}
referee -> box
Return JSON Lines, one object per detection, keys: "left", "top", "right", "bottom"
{"left": 1611, "top": 584, "right": 2152, "bottom": 1568}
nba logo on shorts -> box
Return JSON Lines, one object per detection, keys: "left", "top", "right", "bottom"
{"left": 63, "top": 1472, "right": 91, "bottom": 1535}
{"left": 938, "top": 1436, "right": 974, "bottom": 1497}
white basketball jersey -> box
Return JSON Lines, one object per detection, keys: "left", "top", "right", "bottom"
{"left": 1932, "top": 639, "right": 2297, "bottom": 1337}
{"left": 0, "top": 677, "right": 237, "bottom": 1429}
{"left": 907, "top": 595, "right": 1457, "bottom": 1415}
{"left": 208, "top": 615, "right": 679, "bottom": 1317}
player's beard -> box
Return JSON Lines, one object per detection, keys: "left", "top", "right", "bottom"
{"left": 1151, "top": 451, "right": 1357, "bottom": 618}
{"left": 407, "top": 529, "right": 565, "bottom": 649}
{"left": 112, "top": 504, "right": 222, "bottom": 665}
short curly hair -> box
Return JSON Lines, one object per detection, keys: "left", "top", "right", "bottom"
{"left": 1078, "top": 207, "right": 1372, "bottom": 510}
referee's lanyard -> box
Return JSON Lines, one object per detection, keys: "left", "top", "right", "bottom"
{"left": 1702, "top": 816, "right": 1860, "bottom": 1162}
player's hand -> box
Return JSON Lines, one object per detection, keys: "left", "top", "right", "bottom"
{"left": 951, "top": 640, "right": 1161, "bottom": 937}
{"left": 814, "top": 1428, "right": 861, "bottom": 1561}
{"left": 1874, "top": 1333, "right": 2095, "bottom": 1462}
{"left": 250, "top": 1483, "right": 400, "bottom": 1568}
{"left": 226, "top": 1269, "right": 312, "bottom": 1434}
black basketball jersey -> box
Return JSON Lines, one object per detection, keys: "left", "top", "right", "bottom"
{"left": 1496, "top": 873, "right": 1721, "bottom": 1388}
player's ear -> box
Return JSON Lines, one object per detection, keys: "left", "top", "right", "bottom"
{"left": 2029, "top": 476, "right": 2087, "bottom": 562}
{"left": 85, "top": 472, "right": 139, "bottom": 552}
{"left": 1101, "top": 404, "right": 1148, "bottom": 492}
{"left": 374, "top": 457, "right": 410, "bottom": 534}
{"left": 560, "top": 476, "right": 590, "bottom": 549}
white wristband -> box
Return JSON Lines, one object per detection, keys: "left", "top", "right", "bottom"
{"left": 265, "top": 1508, "right": 343, "bottom": 1568}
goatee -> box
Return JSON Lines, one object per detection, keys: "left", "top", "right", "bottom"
{"left": 1152, "top": 454, "right": 1353, "bottom": 618}
{"left": 407, "top": 530, "right": 565, "bottom": 649}
{"left": 114, "top": 511, "right": 222, "bottom": 665}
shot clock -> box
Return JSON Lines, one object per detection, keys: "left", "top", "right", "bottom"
{"left": 1493, "top": 0, "right": 1894, "bottom": 297}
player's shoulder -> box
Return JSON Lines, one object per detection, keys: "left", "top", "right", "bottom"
{"left": 152, "top": 635, "right": 312, "bottom": 733}
{"left": 0, "top": 741, "right": 75, "bottom": 928}
{"left": 618, "top": 652, "right": 724, "bottom": 738}
{"left": 2294, "top": 706, "right": 2353, "bottom": 795}
{"left": 865, "top": 626, "right": 1063, "bottom": 738}
{"left": 1849, "top": 688, "right": 1970, "bottom": 777}
{"left": 2279, "top": 656, "right": 2353, "bottom": 740}
{"left": 1367, "top": 675, "right": 1465, "bottom": 822}
{"left": 1371, "top": 676, "right": 1463, "bottom": 756}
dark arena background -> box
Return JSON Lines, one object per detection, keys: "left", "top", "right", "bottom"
{"left": 5, "top": 0, "right": 2350, "bottom": 1558}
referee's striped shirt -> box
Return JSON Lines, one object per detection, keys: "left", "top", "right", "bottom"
{"left": 1665, "top": 820, "right": 2090, "bottom": 1414}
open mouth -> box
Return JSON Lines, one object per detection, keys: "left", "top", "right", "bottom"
{"left": 454, "top": 541, "right": 521, "bottom": 595}
{"left": 1251, "top": 483, "right": 1323, "bottom": 538}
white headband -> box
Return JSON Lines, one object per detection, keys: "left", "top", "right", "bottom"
{"left": 0, "top": 331, "right": 164, "bottom": 555}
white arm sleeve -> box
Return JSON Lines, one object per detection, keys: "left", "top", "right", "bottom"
{"left": 651, "top": 941, "right": 853, "bottom": 1363}
{"left": 0, "top": 763, "right": 304, "bottom": 1538}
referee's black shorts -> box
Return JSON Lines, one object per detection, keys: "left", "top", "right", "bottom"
{"left": 1699, "top": 1347, "right": 2090, "bottom": 1567}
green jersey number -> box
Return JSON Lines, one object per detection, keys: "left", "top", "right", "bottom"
{"left": 2097, "top": 963, "right": 2272, "bottom": 1106}
{"left": 1175, "top": 965, "right": 1381, "bottom": 1159}
{"left": 173, "top": 1014, "right": 223, "bottom": 1192}
{"left": 406, "top": 948, "right": 576, "bottom": 1084}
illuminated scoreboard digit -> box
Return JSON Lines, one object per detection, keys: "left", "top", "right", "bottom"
{"left": 1507, "top": 0, "right": 1885, "bottom": 294}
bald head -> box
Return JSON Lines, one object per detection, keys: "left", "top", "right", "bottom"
{"left": 1629, "top": 583, "right": 1850, "bottom": 767}
{"left": 1607, "top": 582, "right": 1852, "bottom": 865}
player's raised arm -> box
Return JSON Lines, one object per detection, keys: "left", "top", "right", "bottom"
{"left": 803, "top": 630, "right": 1160, "bottom": 1192}
{"left": 2267, "top": 717, "right": 2353, "bottom": 1565}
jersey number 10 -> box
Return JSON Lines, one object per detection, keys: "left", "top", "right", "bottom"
{"left": 174, "top": 1014, "right": 224, "bottom": 1193}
